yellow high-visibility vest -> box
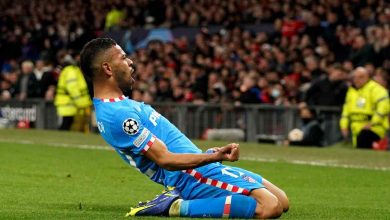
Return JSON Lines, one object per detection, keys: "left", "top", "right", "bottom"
{"left": 340, "top": 80, "right": 389, "bottom": 146}
{"left": 54, "top": 65, "right": 92, "bottom": 117}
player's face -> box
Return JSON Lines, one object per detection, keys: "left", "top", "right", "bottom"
{"left": 110, "top": 45, "right": 136, "bottom": 91}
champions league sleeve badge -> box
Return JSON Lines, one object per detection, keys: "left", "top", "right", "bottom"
{"left": 123, "top": 118, "right": 140, "bottom": 135}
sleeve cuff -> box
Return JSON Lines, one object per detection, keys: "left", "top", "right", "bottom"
{"left": 141, "top": 136, "right": 156, "bottom": 153}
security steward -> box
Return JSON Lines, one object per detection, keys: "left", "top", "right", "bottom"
{"left": 54, "top": 55, "right": 92, "bottom": 131}
{"left": 340, "top": 67, "right": 389, "bottom": 148}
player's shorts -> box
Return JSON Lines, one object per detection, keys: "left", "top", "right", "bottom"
{"left": 172, "top": 163, "right": 264, "bottom": 200}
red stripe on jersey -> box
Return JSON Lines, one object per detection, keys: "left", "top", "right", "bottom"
{"left": 223, "top": 204, "right": 231, "bottom": 218}
{"left": 147, "top": 136, "right": 156, "bottom": 147}
{"left": 222, "top": 196, "right": 232, "bottom": 218}
{"left": 141, "top": 145, "right": 150, "bottom": 153}
{"left": 100, "top": 95, "right": 126, "bottom": 102}
{"left": 184, "top": 169, "right": 249, "bottom": 195}
{"left": 194, "top": 172, "right": 202, "bottom": 180}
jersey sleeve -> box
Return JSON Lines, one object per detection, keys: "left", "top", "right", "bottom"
{"left": 110, "top": 107, "right": 155, "bottom": 154}
{"left": 371, "top": 86, "right": 390, "bottom": 126}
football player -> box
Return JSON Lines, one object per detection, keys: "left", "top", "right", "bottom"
{"left": 80, "top": 38, "right": 289, "bottom": 219}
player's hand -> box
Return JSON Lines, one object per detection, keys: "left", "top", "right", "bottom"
{"left": 205, "top": 147, "right": 222, "bottom": 153}
{"left": 217, "top": 143, "right": 240, "bottom": 162}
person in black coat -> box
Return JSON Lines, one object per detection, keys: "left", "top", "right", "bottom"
{"left": 305, "top": 64, "right": 348, "bottom": 107}
{"left": 287, "top": 103, "right": 324, "bottom": 147}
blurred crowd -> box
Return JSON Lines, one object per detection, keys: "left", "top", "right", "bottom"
{"left": 1, "top": 0, "right": 389, "bottom": 108}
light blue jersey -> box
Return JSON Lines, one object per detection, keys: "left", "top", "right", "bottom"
{"left": 94, "top": 96, "right": 204, "bottom": 184}
{"left": 93, "top": 96, "right": 263, "bottom": 200}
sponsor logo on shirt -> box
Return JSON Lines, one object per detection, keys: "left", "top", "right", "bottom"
{"left": 149, "top": 110, "right": 161, "bottom": 126}
{"left": 133, "top": 128, "right": 151, "bottom": 148}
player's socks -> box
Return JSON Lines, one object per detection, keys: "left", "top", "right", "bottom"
{"left": 169, "top": 195, "right": 257, "bottom": 218}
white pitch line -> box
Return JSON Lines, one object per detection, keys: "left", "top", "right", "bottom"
{"left": 0, "top": 138, "right": 112, "bottom": 151}
{"left": 1, "top": 138, "right": 389, "bottom": 171}
{"left": 51, "top": 142, "right": 112, "bottom": 151}
{"left": 241, "top": 156, "right": 390, "bottom": 171}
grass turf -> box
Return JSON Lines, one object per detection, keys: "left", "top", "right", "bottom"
{"left": 0, "top": 129, "right": 390, "bottom": 219}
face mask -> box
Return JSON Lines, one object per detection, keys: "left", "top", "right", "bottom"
{"left": 302, "top": 118, "right": 313, "bottom": 125}
{"left": 271, "top": 88, "right": 280, "bottom": 98}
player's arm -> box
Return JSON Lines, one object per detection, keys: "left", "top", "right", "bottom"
{"left": 144, "top": 138, "right": 239, "bottom": 171}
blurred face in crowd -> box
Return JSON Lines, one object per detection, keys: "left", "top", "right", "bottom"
{"left": 299, "top": 107, "right": 313, "bottom": 119}
{"left": 328, "top": 67, "right": 345, "bottom": 82}
{"left": 352, "top": 67, "right": 370, "bottom": 89}
{"left": 106, "top": 45, "right": 136, "bottom": 91}
{"left": 243, "top": 75, "right": 255, "bottom": 88}
{"left": 270, "top": 84, "right": 283, "bottom": 99}
{"left": 373, "top": 69, "right": 389, "bottom": 88}
{"left": 21, "top": 61, "right": 34, "bottom": 74}
{"left": 353, "top": 36, "right": 366, "bottom": 49}
{"left": 35, "top": 60, "right": 45, "bottom": 71}
{"left": 132, "top": 89, "right": 143, "bottom": 101}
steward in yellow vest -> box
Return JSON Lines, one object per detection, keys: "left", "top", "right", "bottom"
{"left": 340, "top": 67, "right": 389, "bottom": 148}
{"left": 54, "top": 64, "right": 92, "bottom": 131}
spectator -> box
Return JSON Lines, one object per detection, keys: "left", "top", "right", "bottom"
{"left": 305, "top": 64, "right": 348, "bottom": 106}
{"left": 0, "top": 69, "right": 18, "bottom": 100}
{"left": 16, "top": 60, "right": 40, "bottom": 101}
{"left": 155, "top": 78, "right": 173, "bottom": 102}
{"left": 340, "top": 67, "right": 389, "bottom": 148}
{"left": 373, "top": 68, "right": 389, "bottom": 93}
{"left": 287, "top": 103, "right": 324, "bottom": 147}
{"left": 39, "top": 59, "right": 59, "bottom": 101}
{"left": 349, "top": 35, "right": 375, "bottom": 67}
{"left": 239, "top": 74, "right": 261, "bottom": 104}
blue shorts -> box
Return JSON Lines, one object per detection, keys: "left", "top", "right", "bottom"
{"left": 171, "top": 163, "right": 264, "bottom": 200}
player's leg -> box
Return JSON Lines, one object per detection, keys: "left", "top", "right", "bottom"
{"left": 128, "top": 164, "right": 288, "bottom": 218}
{"left": 173, "top": 189, "right": 285, "bottom": 219}
{"left": 127, "top": 188, "right": 258, "bottom": 218}
{"left": 175, "top": 165, "right": 286, "bottom": 219}
{"left": 262, "top": 178, "right": 289, "bottom": 212}
{"left": 230, "top": 166, "right": 289, "bottom": 212}
{"left": 170, "top": 194, "right": 257, "bottom": 218}
{"left": 250, "top": 188, "right": 283, "bottom": 219}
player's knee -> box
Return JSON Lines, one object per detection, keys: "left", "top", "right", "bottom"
{"left": 265, "top": 199, "right": 283, "bottom": 218}
{"left": 280, "top": 190, "right": 289, "bottom": 212}
{"left": 254, "top": 198, "right": 283, "bottom": 219}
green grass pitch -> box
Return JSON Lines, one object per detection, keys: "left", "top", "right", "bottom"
{"left": 1, "top": 129, "right": 390, "bottom": 219}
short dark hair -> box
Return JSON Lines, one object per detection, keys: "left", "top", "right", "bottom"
{"left": 80, "top": 38, "right": 117, "bottom": 79}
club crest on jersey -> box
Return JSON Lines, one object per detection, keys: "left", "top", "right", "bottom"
{"left": 123, "top": 118, "right": 140, "bottom": 135}
{"left": 242, "top": 174, "right": 257, "bottom": 183}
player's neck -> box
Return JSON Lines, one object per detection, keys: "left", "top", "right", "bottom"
{"left": 93, "top": 81, "right": 124, "bottom": 99}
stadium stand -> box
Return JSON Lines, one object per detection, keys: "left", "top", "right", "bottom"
{"left": 0, "top": 0, "right": 389, "bottom": 146}
{"left": 0, "top": 0, "right": 389, "bottom": 104}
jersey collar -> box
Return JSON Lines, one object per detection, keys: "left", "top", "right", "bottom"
{"left": 99, "top": 95, "right": 126, "bottom": 102}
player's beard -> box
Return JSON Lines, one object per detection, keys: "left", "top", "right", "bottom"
{"left": 115, "top": 68, "right": 135, "bottom": 92}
